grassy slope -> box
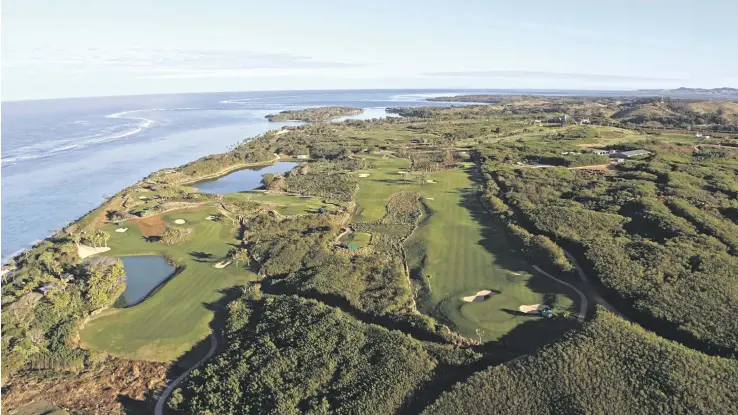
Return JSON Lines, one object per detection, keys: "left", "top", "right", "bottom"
{"left": 79, "top": 207, "right": 253, "bottom": 361}
{"left": 352, "top": 156, "right": 580, "bottom": 344}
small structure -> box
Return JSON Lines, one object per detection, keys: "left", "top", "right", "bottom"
{"left": 296, "top": 155, "right": 309, "bottom": 159}
{"left": 592, "top": 149, "right": 609, "bottom": 155}
{"left": 579, "top": 118, "right": 591, "bottom": 125}
{"left": 39, "top": 283, "right": 59, "bottom": 295}
{"left": 610, "top": 149, "right": 651, "bottom": 159}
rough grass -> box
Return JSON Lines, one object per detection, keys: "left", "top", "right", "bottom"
{"left": 353, "top": 157, "right": 582, "bottom": 344}
{"left": 224, "top": 191, "right": 339, "bottom": 215}
{"left": 79, "top": 206, "right": 253, "bottom": 361}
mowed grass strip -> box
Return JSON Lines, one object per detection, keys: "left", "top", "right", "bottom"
{"left": 352, "top": 158, "right": 581, "bottom": 342}
{"left": 80, "top": 207, "right": 253, "bottom": 361}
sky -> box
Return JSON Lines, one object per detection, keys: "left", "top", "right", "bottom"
{"left": 2, "top": 0, "right": 737, "bottom": 100}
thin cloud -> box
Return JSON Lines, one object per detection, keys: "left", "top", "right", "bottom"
{"left": 4, "top": 47, "right": 363, "bottom": 74}
{"left": 423, "top": 70, "right": 680, "bottom": 82}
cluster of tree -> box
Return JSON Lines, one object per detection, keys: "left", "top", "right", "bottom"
{"left": 265, "top": 106, "right": 363, "bottom": 122}
{"left": 2, "top": 253, "right": 125, "bottom": 377}
{"left": 283, "top": 171, "right": 357, "bottom": 202}
{"left": 160, "top": 226, "right": 191, "bottom": 245}
{"left": 481, "top": 139, "right": 738, "bottom": 354}
{"left": 171, "top": 293, "right": 438, "bottom": 414}
{"left": 424, "top": 309, "right": 738, "bottom": 414}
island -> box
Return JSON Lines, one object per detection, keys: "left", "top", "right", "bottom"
{"left": 3, "top": 99, "right": 738, "bottom": 414}
{"left": 265, "top": 106, "right": 363, "bottom": 122}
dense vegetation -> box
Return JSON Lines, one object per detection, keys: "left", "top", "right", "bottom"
{"left": 480, "top": 138, "right": 738, "bottom": 355}
{"left": 265, "top": 106, "right": 363, "bottom": 122}
{"left": 424, "top": 310, "right": 738, "bottom": 414}
{"left": 171, "top": 292, "right": 441, "bottom": 414}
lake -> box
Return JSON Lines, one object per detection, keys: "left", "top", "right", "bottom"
{"left": 116, "top": 255, "right": 176, "bottom": 307}
{"left": 191, "top": 161, "right": 298, "bottom": 194}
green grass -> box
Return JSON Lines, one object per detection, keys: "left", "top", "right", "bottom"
{"left": 346, "top": 231, "right": 372, "bottom": 249}
{"left": 79, "top": 205, "right": 253, "bottom": 361}
{"left": 353, "top": 157, "right": 581, "bottom": 343}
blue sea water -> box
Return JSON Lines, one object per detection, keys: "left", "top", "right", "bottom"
{"left": 0, "top": 88, "right": 621, "bottom": 262}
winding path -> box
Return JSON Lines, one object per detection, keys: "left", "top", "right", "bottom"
{"left": 532, "top": 266, "right": 587, "bottom": 322}
{"left": 154, "top": 332, "right": 218, "bottom": 415}
{"left": 562, "top": 250, "right": 624, "bottom": 318}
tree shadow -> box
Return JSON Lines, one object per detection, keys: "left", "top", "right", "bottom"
{"left": 189, "top": 251, "right": 214, "bottom": 263}
{"left": 143, "top": 236, "right": 161, "bottom": 242}
{"left": 118, "top": 393, "right": 154, "bottom": 415}
{"left": 157, "top": 285, "right": 246, "bottom": 414}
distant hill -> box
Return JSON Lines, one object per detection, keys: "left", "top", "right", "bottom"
{"left": 637, "top": 87, "right": 738, "bottom": 100}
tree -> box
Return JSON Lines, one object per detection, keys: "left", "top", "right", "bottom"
{"left": 96, "top": 230, "right": 110, "bottom": 248}
{"left": 262, "top": 173, "right": 285, "bottom": 191}
{"left": 420, "top": 171, "right": 430, "bottom": 185}
{"left": 230, "top": 247, "right": 250, "bottom": 267}
{"left": 443, "top": 149, "right": 455, "bottom": 167}
{"left": 161, "top": 227, "right": 188, "bottom": 245}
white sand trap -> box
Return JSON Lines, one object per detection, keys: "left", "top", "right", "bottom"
{"left": 205, "top": 215, "right": 214, "bottom": 220}
{"left": 214, "top": 260, "right": 232, "bottom": 269}
{"left": 519, "top": 304, "right": 550, "bottom": 314}
{"left": 463, "top": 290, "right": 493, "bottom": 303}
{"left": 358, "top": 173, "right": 371, "bottom": 178}
{"left": 174, "top": 219, "right": 186, "bottom": 224}
{"left": 510, "top": 271, "right": 522, "bottom": 275}
{"left": 115, "top": 228, "right": 128, "bottom": 233}
{"left": 77, "top": 245, "right": 111, "bottom": 259}
{"left": 426, "top": 179, "right": 437, "bottom": 183}
{"left": 139, "top": 196, "right": 148, "bottom": 200}
{"left": 425, "top": 197, "right": 435, "bottom": 200}
{"left": 397, "top": 171, "right": 408, "bottom": 174}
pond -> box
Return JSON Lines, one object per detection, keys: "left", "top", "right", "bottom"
{"left": 115, "top": 255, "right": 176, "bottom": 307}
{"left": 191, "top": 161, "right": 297, "bottom": 194}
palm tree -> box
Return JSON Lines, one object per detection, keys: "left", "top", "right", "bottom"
{"left": 97, "top": 230, "right": 110, "bottom": 248}
{"left": 475, "top": 328, "right": 485, "bottom": 344}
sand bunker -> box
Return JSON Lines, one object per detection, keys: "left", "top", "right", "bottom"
{"left": 174, "top": 219, "right": 186, "bottom": 224}
{"left": 115, "top": 228, "right": 128, "bottom": 233}
{"left": 205, "top": 216, "right": 214, "bottom": 220}
{"left": 77, "top": 245, "right": 111, "bottom": 259}
{"left": 138, "top": 196, "right": 148, "bottom": 200}
{"left": 425, "top": 197, "right": 435, "bottom": 200}
{"left": 397, "top": 171, "right": 408, "bottom": 174}
{"left": 463, "top": 290, "right": 493, "bottom": 303}
{"left": 358, "top": 173, "right": 371, "bottom": 178}
{"left": 214, "top": 260, "right": 232, "bottom": 269}
{"left": 519, "top": 304, "right": 550, "bottom": 314}
{"left": 426, "top": 180, "right": 437, "bottom": 183}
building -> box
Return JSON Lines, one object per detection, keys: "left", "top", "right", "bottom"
{"left": 610, "top": 149, "right": 651, "bottom": 158}
{"left": 579, "top": 118, "right": 591, "bottom": 125}
{"left": 592, "top": 149, "right": 609, "bottom": 155}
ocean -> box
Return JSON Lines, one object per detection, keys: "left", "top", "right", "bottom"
{"left": 0, "top": 88, "right": 621, "bottom": 262}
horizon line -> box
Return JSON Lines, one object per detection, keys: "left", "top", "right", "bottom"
{"left": 4, "top": 85, "right": 734, "bottom": 103}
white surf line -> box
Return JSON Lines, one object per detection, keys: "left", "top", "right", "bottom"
{"left": 155, "top": 332, "right": 218, "bottom": 415}
{"left": 532, "top": 265, "right": 587, "bottom": 323}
